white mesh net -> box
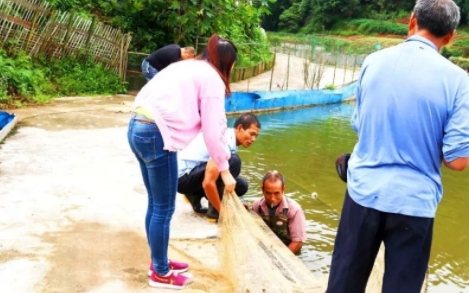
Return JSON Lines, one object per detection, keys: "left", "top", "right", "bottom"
{"left": 173, "top": 192, "right": 428, "bottom": 293}
{"left": 218, "top": 193, "right": 323, "bottom": 293}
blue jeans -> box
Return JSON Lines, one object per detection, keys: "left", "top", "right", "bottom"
{"left": 127, "top": 117, "right": 177, "bottom": 275}
{"left": 141, "top": 60, "right": 159, "bottom": 82}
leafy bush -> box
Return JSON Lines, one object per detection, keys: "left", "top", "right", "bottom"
{"left": 452, "top": 39, "right": 469, "bottom": 57}
{"left": 0, "top": 48, "right": 126, "bottom": 108}
{"left": 48, "top": 0, "right": 273, "bottom": 66}
{"left": 36, "top": 55, "right": 126, "bottom": 96}
{"left": 278, "top": 3, "right": 302, "bottom": 33}
{"left": 450, "top": 56, "right": 469, "bottom": 71}
{"left": 453, "top": 39, "right": 469, "bottom": 47}
{"left": 339, "top": 19, "right": 408, "bottom": 36}
{"left": 0, "top": 50, "right": 51, "bottom": 106}
{"left": 441, "top": 46, "right": 463, "bottom": 59}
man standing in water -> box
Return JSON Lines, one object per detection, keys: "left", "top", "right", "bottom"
{"left": 252, "top": 171, "right": 307, "bottom": 255}
{"left": 327, "top": 1, "right": 469, "bottom": 293}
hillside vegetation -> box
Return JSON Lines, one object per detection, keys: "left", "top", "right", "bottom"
{"left": 263, "top": 0, "right": 468, "bottom": 33}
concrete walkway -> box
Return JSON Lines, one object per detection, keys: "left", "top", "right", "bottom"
{"left": 0, "top": 96, "right": 222, "bottom": 293}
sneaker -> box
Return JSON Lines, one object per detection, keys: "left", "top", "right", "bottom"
{"left": 148, "top": 270, "right": 192, "bottom": 289}
{"left": 148, "top": 260, "right": 189, "bottom": 276}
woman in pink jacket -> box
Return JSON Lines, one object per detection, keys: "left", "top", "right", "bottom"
{"left": 128, "top": 34, "right": 238, "bottom": 289}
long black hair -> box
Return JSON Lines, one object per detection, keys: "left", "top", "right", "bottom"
{"left": 197, "top": 34, "right": 238, "bottom": 94}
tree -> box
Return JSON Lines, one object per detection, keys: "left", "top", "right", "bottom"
{"left": 49, "top": 0, "right": 273, "bottom": 53}
{"left": 454, "top": 0, "right": 469, "bottom": 26}
{"left": 263, "top": 0, "right": 468, "bottom": 33}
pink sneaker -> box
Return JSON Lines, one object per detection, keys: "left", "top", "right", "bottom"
{"left": 148, "top": 260, "right": 189, "bottom": 276}
{"left": 149, "top": 270, "right": 192, "bottom": 289}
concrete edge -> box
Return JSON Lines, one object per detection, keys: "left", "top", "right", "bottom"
{"left": 226, "top": 98, "right": 357, "bottom": 117}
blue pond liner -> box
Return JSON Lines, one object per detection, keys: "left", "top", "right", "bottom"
{"left": 0, "top": 111, "right": 17, "bottom": 142}
{"left": 226, "top": 82, "right": 357, "bottom": 113}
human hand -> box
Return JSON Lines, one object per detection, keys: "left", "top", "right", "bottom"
{"left": 220, "top": 170, "right": 236, "bottom": 194}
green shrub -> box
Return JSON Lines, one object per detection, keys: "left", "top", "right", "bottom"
{"left": 338, "top": 19, "right": 408, "bottom": 36}
{"left": 450, "top": 56, "right": 469, "bottom": 71}
{"left": 453, "top": 39, "right": 469, "bottom": 47}
{"left": 36, "top": 54, "right": 126, "bottom": 96}
{"left": 452, "top": 39, "right": 469, "bottom": 57}
{"left": 278, "top": 3, "right": 302, "bottom": 33}
{"left": 441, "top": 46, "right": 463, "bottom": 59}
{"left": 232, "top": 27, "right": 272, "bottom": 68}
{"left": 0, "top": 50, "right": 52, "bottom": 106}
{"left": 0, "top": 48, "right": 126, "bottom": 108}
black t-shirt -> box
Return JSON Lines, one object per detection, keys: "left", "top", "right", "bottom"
{"left": 145, "top": 44, "right": 181, "bottom": 71}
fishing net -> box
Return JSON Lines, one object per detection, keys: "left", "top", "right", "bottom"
{"left": 174, "top": 192, "right": 428, "bottom": 293}
{"left": 218, "top": 193, "right": 324, "bottom": 293}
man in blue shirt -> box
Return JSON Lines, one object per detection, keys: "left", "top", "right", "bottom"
{"left": 177, "top": 113, "right": 261, "bottom": 221}
{"left": 327, "top": 1, "right": 469, "bottom": 293}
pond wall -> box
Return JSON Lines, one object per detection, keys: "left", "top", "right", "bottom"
{"left": 226, "top": 82, "right": 357, "bottom": 114}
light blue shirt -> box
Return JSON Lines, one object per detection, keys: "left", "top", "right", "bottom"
{"left": 348, "top": 35, "right": 469, "bottom": 218}
{"left": 178, "top": 128, "right": 238, "bottom": 178}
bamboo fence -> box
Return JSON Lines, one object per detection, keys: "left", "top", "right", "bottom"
{"left": 0, "top": 0, "right": 131, "bottom": 80}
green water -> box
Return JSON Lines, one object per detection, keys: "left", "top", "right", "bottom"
{"left": 230, "top": 103, "right": 469, "bottom": 292}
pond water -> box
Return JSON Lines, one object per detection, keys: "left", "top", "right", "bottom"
{"left": 229, "top": 103, "right": 469, "bottom": 293}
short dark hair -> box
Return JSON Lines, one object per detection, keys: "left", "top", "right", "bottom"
{"left": 414, "top": 0, "right": 460, "bottom": 37}
{"left": 184, "top": 46, "right": 195, "bottom": 55}
{"left": 234, "top": 113, "right": 261, "bottom": 130}
{"left": 262, "top": 170, "right": 285, "bottom": 189}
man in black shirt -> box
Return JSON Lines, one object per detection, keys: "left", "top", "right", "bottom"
{"left": 141, "top": 44, "right": 195, "bottom": 81}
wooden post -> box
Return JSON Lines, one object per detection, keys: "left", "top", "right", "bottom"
{"left": 332, "top": 49, "right": 339, "bottom": 87}
{"left": 343, "top": 53, "right": 348, "bottom": 86}
{"left": 2, "top": 0, "right": 21, "bottom": 48}
{"left": 25, "top": 8, "right": 40, "bottom": 54}
{"left": 118, "top": 30, "right": 125, "bottom": 79}
{"left": 39, "top": 9, "right": 57, "bottom": 56}
{"left": 63, "top": 8, "right": 76, "bottom": 55}
{"left": 195, "top": 35, "right": 199, "bottom": 54}
{"left": 85, "top": 16, "right": 96, "bottom": 55}
{"left": 286, "top": 49, "right": 291, "bottom": 90}
{"left": 122, "top": 33, "right": 132, "bottom": 82}
{"left": 352, "top": 55, "right": 358, "bottom": 81}
{"left": 247, "top": 45, "right": 252, "bottom": 92}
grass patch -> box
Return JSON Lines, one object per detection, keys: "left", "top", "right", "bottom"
{"left": 334, "top": 19, "right": 408, "bottom": 36}
{"left": 267, "top": 32, "right": 404, "bottom": 54}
